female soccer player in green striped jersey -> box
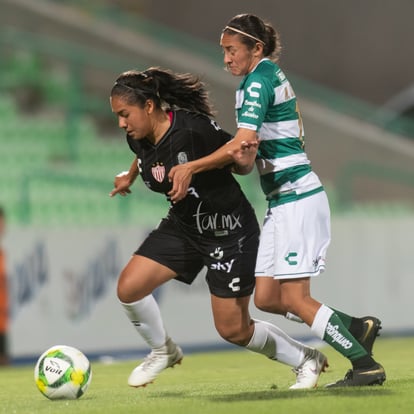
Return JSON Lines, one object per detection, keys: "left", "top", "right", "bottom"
{"left": 168, "top": 13, "right": 385, "bottom": 388}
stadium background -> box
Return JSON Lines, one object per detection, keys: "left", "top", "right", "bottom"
{"left": 0, "top": 0, "right": 413, "bottom": 362}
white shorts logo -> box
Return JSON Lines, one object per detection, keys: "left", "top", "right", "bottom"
{"left": 210, "top": 259, "right": 235, "bottom": 273}
{"left": 210, "top": 247, "right": 224, "bottom": 260}
{"left": 228, "top": 277, "right": 240, "bottom": 292}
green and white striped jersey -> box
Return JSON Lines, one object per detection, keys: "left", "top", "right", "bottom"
{"left": 236, "top": 58, "right": 324, "bottom": 207}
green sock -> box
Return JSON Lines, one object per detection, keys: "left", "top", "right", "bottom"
{"left": 323, "top": 312, "right": 367, "bottom": 361}
{"left": 330, "top": 307, "right": 366, "bottom": 339}
{"left": 329, "top": 307, "right": 353, "bottom": 329}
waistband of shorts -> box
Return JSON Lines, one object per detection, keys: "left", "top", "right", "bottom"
{"left": 267, "top": 186, "right": 325, "bottom": 208}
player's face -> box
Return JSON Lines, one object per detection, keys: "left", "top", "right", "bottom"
{"left": 220, "top": 32, "right": 262, "bottom": 76}
{"left": 110, "top": 95, "right": 152, "bottom": 140}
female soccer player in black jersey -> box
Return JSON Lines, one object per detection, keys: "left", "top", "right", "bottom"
{"left": 109, "top": 67, "right": 327, "bottom": 388}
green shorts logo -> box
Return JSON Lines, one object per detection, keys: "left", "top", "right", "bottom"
{"left": 284, "top": 252, "right": 298, "bottom": 265}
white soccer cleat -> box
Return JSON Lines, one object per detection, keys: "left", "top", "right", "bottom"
{"left": 128, "top": 337, "right": 183, "bottom": 387}
{"left": 289, "top": 348, "right": 328, "bottom": 389}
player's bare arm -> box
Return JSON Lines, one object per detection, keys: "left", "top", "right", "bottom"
{"left": 109, "top": 157, "right": 140, "bottom": 197}
{"left": 229, "top": 139, "right": 259, "bottom": 175}
{"left": 168, "top": 128, "right": 257, "bottom": 202}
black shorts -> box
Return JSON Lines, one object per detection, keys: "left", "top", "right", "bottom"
{"left": 136, "top": 217, "right": 259, "bottom": 298}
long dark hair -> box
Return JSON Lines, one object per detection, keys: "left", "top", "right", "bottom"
{"left": 111, "top": 67, "right": 215, "bottom": 117}
{"left": 223, "top": 14, "right": 282, "bottom": 62}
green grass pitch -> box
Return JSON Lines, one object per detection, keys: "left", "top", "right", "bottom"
{"left": 0, "top": 336, "right": 413, "bottom": 414}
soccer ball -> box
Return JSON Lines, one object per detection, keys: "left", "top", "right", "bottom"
{"left": 34, "top": 345, "right": 92, "bottom": 400}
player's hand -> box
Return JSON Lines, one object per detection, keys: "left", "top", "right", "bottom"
{"left": 109, "top": 171, "right": 133, "bottom": 197}
{"left": 228, "top": 139, "right": 259, "bottom": 174}
{"left": 168, "top": 163, "right": 194, "bottom": 203}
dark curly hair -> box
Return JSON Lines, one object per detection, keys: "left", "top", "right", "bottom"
{"left": 111, "top": 67, "right": 215, "bottom": 117}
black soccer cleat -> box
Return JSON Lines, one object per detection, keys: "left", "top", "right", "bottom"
{"left": 325, "top": 363, "right": 386, "bottom": 388}
{"left": 357, "top": 316, "right": 382, "bottom": 355}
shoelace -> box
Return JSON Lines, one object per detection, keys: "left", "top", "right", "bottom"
{"left": 140, "top": 352, "right": 162, "bottom": 371}
{"left": 292, "top": 367, "right": 305, "bottom": 380}
{"left": 292, "top": 356, "right": 319, "bottom": 380}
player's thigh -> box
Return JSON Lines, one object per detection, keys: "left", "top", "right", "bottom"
{"left": 279, "top": 277, "right": 311, "bottom": 303}
{"left": 210, "top": 294, "right": 253, "bottom": 344}
{"left": 137, "top": 218, "right": 203, "bottom": 285}
{"left": 117, "top": 255, "right": 177, "bottom": 302}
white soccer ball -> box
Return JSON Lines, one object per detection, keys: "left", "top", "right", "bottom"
{"left": 34, "top": 345, "right": 92, "bottom": 400}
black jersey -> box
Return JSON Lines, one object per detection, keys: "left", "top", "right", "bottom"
{"left": 126, "top": 110, "right": 256, "bottom": 237}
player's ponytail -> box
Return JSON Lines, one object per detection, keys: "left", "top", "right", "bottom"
{"left": 111, "top": 67, "right": 214, "bottom": 117}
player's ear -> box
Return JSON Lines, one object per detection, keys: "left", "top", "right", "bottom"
{"left": 145, "top": 99, "right": 155, "bottom": 114}
{"left": 254, "top": 42, "right": 264, "bottom": 57}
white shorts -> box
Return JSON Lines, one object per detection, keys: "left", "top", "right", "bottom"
{"left": 255, "top": 191, "right": 331, "bottom": 279}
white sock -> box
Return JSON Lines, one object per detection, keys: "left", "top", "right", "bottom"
{"left": 311, "top": 304, "right": 334, "bottom": 339}
{"left": 285, "top": 312, "right": 304, "bottom": 323}
{"left": 246, "top": 319, "right": 306, "bottom": 367}
{"left": 120, "top": 295, "right": 167, "bottom": 349}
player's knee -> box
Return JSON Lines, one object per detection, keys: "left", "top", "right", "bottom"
{"left": 254, "top": 294, "right": 285, "bottom": 314}
{"left": 117, "top": 278, "right": 130, "bottom": 302}
{"left": 279, "top": 295, "right": 298, "bottom": 315}
{"left": 216, "top": 324, "right": 250, "bottom": 346}
{"left": 117, "top": 271, "right": 146, "bottom": 303}
{"left": 254, "top": 295, "right": 272, "bottom": 312}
